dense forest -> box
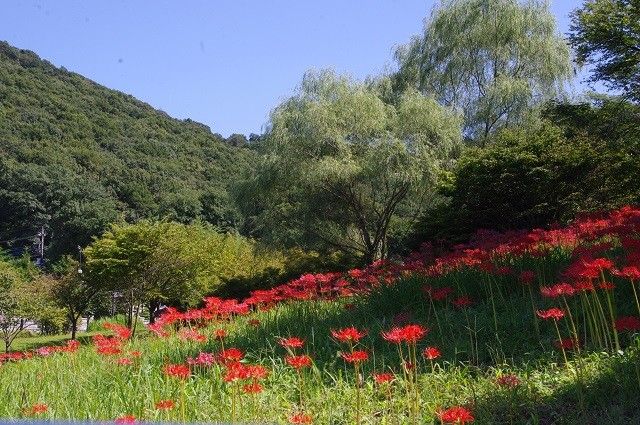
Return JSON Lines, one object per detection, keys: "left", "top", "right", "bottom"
{"left": 0, "top": 41, "right": 254, "bottom": 258}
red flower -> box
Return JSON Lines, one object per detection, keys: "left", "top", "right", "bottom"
{"left": 214, "top": 329, "right": 228, "bottom": 339}
{"left": 331, "top": 327, "right": 367, "bottom": 343}
{"left": 246, "top": 364, "right": 270, "bottom": 380}
{"left": 599, "top": 281, "right": 616, "bottom": 291}
{"left": 285, "top": 355, "right": 312, "bottom": 370}
{"left": 382, "top": 324, "right": 428, "bottom": 344}
{"left": 341, "top": 350, "right": 369, "bottom": 363}
{"left": 242, "top": 382, "right": 263, "bottom": 394}
{"left": 117, "top": 357, "right": 133, "bottom": 366}
{"left": 27, "top": 403, "right": 48, "bottom": 415}
{"left": 536, "top": 308, "right": 565, "bottom": 321}
{"left": 114, "top": 415, "right": 137, "bottom": 424}
{"left": 219, "top": 348, "right": 244, "bottom": 364}
{"left": 615, "top": 316, "right": 640, "bottom": 332}
{"left": 554, "top": 338, "right": 578, "bottom": 350}
{"left": 519, "top": 270, "right": 535, "bottom": 284}
{"left": 223, "top": 362, "right": 250, "bottom": 382}
{"left": 452, "top": 296, "right": 473, "bottom": 309}
{"left": 613, "top": 266, "right": 640, "bottom": 280}
{"left": 288, "top": 412, "right": 313, "bottom": 424}
{"left": 279, "top": 337, "right": 305, "bottom": 349}
{"left": 248, "top": 319, "right": 261, "bottom": 327}
{"left": 437, "top": 406, "right": 474, "bottom": 424}
{"left": 372, "top": 372, "right": 394, "bottom": 384}
{"left": 426, "top": 286, "right": 454, "bottom": 301}
{"left": 540, "top": 283, "right": 575, "bottom": 298}
{"left": 103, "top": 322, "right": 132, "bottom": 340}
{"left": 496, "top": 374, "right": 520, "bottom": 389}
{"left": 155, "top": 399, "right": 175, "bottom": 410}
{"left": 423, "top": 346, "right": 441, "bottom": 360}
{"left": 163, "top": 363, "right": 190, "bottom": 380}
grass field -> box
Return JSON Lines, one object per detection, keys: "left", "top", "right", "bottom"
{"left": 1, "top": 207, "right": 639, "bottom": 424}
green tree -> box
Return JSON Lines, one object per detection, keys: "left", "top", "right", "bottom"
{"left": 240, "top": 70, "right": 462, "bottom": 263}
{"left": 395, "top": 0, "right": 572, "bottom": 139}
{"left": 569, "top": 0, "right": 640, "bottom": 102}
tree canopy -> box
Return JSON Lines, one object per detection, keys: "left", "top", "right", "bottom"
{"left": 394, "top": 0, "right": 572, "bottom": 140}
{"left": 239, "top": 70, "right": 462, "bottom": 263}
{"left": 569, "top": 0, "right": 640, "bottom": 102}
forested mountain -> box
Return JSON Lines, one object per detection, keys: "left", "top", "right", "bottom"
{"left": 0, "top": 41, "right": 254, "bottom": 258}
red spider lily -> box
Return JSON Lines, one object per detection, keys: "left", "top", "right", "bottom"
{"left": 496, "top": 374, "right": 521, "bottom": 389}
{"left": 219, "top": 348, "right": 244, "bottom": 364}
{"left": 423, "top": 346, "right": 441, "bottom": 360}
{"left": 613, "top": 266, "right": 640, "bottom": 280}
{"left": 65, "top": 340, "right": 80, "bottom": 352}
{"left": 154, "top": 399, "right": 175, "bottom": 410}
{"left": 248, "top": 319, "right": 261, "bottom": 327}
{"left": 178, "top": 328, "right": 207, "bottom": 343}
{"left": 437, "top": 406, "right": 474, "bottom": 424}
{"left": 599, "top": 281, "right": 616, "bottom": 291}
{"left": 213, "top": 329, "right": 228, "bottom": 339}
{"left": 26, "top": 403, "right": 48, "bottom": 415}
{"left": 114, "top": 415, "right": 137, "bottom": 424}
{"left": 341, "top": 350, "right": 369, "bottom": 363}
{"left": 242, "top": 382, "right": 263, "bottom": 394}
{"left": 519, "top": 270, "right": 535, "bottom": 284}
{"left": 382, "top": 324, "right": 428, "bottom": 344}
{"left": 103, "top": 323, "right": 132, "bottom": 340}
{"left": 187, "top": 352, "right": 216, "bottom": 367}
{"left": 163, "top": 363, "right": 190, "bottom": 380}
{"left": 288, "top": 412, "right": 313, "bottom": 424}
{"left": 147, "top": 322, "right": 170, "bottom": 338}
{"left": 540, "top": 283, "right": 576, "bottom": 298}
{"left": 129, "top": 351, "right": 142, "bottom": 357}
{"left": 279, "top": 336, "right": 305, "bottom": 349}
{"left": 117, "top": 357, "right": 133, "bottom": 366}
{"left": 554, "top": 338, "right": 578, "bottom": 350}
{"left": 246, "top": 364, "right": 270, "bottom": 380}
{"left": 372, "top": 372, "right": 394, "bottom": 384}
{"left": 285, "top": 355, "right": 312, "bottom": 370}
{"left": 573, "top": 281, "right": 595, "bottom": 292}
{"left": 536, "top": 308, "right": 565, "bottom": 321}
{"left": 223, "top": 362, "right": 251, "bottom": 382}
{"left": 615, "top": 316, "right": 640, "bottom": 332}
{"left": 452, "top": 296, "right": 474, "bottom": 309}
{"left": 425, "top": 286, "right": 454, "bottom": 301}
{"left": 93, "top": 335, "right": 122, "bottom": 356}
{"left": 331, "top": 327, "right": 367, "bottom": 343}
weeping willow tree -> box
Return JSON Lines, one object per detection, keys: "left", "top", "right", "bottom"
{"left": 239, "top": 70, "right": 462, "bottom": 264}
{"left": 395, "top": 0, "right": 573, "bottom": 141}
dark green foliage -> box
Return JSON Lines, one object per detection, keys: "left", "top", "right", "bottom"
{"left": 0, "top": 41, "right": 254, "bottom": 258}
{"left": 412, "top": 99, "right": 640, "bottom": 244}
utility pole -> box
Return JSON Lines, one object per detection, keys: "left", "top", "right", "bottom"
{"left": 36, "top": 226, "right": 46, "bottom": 266}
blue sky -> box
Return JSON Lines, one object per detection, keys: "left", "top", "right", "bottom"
{"left": 3, "top": 1, "right": 583, "bottom": 136}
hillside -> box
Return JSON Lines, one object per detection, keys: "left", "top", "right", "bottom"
{"left": 0, "top": 41, "right": 254, "bottom": 258}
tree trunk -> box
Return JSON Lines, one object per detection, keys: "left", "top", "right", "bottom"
{"left": 70, "top": 316, "right": 78, "bottom": 340}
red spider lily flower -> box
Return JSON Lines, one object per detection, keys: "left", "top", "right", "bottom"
{"left": 242, "top": 382, "right": 263, "bottom": 394}
{"left": 599, "top": 281, "right": 616, "bottom": 291}
{"left": 615, "top": 316, "right": 640, "bottom": 332}
{"left": 117, "top": 357, "right": 133, "bottom": 366}
{"left": 423, "top": 346, "right": 441, "bottom": 360}
{"left": 219, "top": 348, "right": 244, "bottom": 364}
{"left": 536, "top": 308, "right": 565, "bottom": 321}
{"left": 519, "top": 270, "right": 535, "bottom": 284}
{"left": 540, "top": 283, "right": 575, "bottom": 298}
{"left": 129, "top": 351, "right": 142, "bottom": 357}
{"left": 178, "top": 328, "right": 207, "bottom": 343}
{"left": 147, "top": 322, "right": 170, "bottom": 338}
{"left": 554, "top": 338, "right": 578, "bottom": 350}
{"left": 246, "top": 364, "right": 270, "bottom": 380}
{"left": 27, "top": 403, "right": 48, "bottom": 415}
{"left": 187, "top": 352, "right": 216, "bottom": 367}
{"left": 496, "top": 374, "right": 521, "bottom": 389}
{"left": 288, "top": 412, "right": 313, "bottom": 424}
{"left": 382, "top": 324, "right": 428, "bottom": 344}
{"left": 163, "top": 363, "right": 190, "bottom": 380}
{"left": 103, "top": 323, "right": 132, "bottom": 340}
{"left": 573, "top": 281, "right": 595, "bottom": 292}
{"left": 437, "top": 406, "right": 475, "bottom": 424}
{"left": 372, "top": 372, "right": 394, "bottom": 384}
{"left": 248, "top": 319, "right": 261, "bottom": 327}
{"left": 452, "top": 296, "right": 474, "bottom": 309}
{"left": 285, "top": 355, "right": 312, "bottom": 370}
{"left": 279, "top": 337, "right": 305, "bottom": 349}
{"left": 65, "top": 340, "right": 81, "bottom": 352}
{"left": 586, "top": 257, "right": 615, "bottom": 271}
{"left": 427, "top": 286, "right": 454, "bottom": 301}
{"left": 495, "top": 266, "right": 512, "bottom": 276}
{"left": 613, "top": 266, "right": 640, "bottom": 280}
{"left": 331, "top": 327, "right": 367, "bottom": 343}
{"left": 114, "top": 415, "right": 137, "bottom": 424}
{"left": 154, "top": 400, "right": 175, "bottom": 410}
{"left": 223, "top": 362, "right": 251, "bottom": 382}
{"left": 341, "top": 350, "right": 369, "bottom": 363}
{"left": 93, "top": 335, "right": 122, "bottom": 356}
{"left": 214, "top": 329, "right": 228, "bottom": 339}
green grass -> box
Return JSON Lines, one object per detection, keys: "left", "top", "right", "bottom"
{"left": 10, "top": 331, "right": 104, "bottom": 352}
